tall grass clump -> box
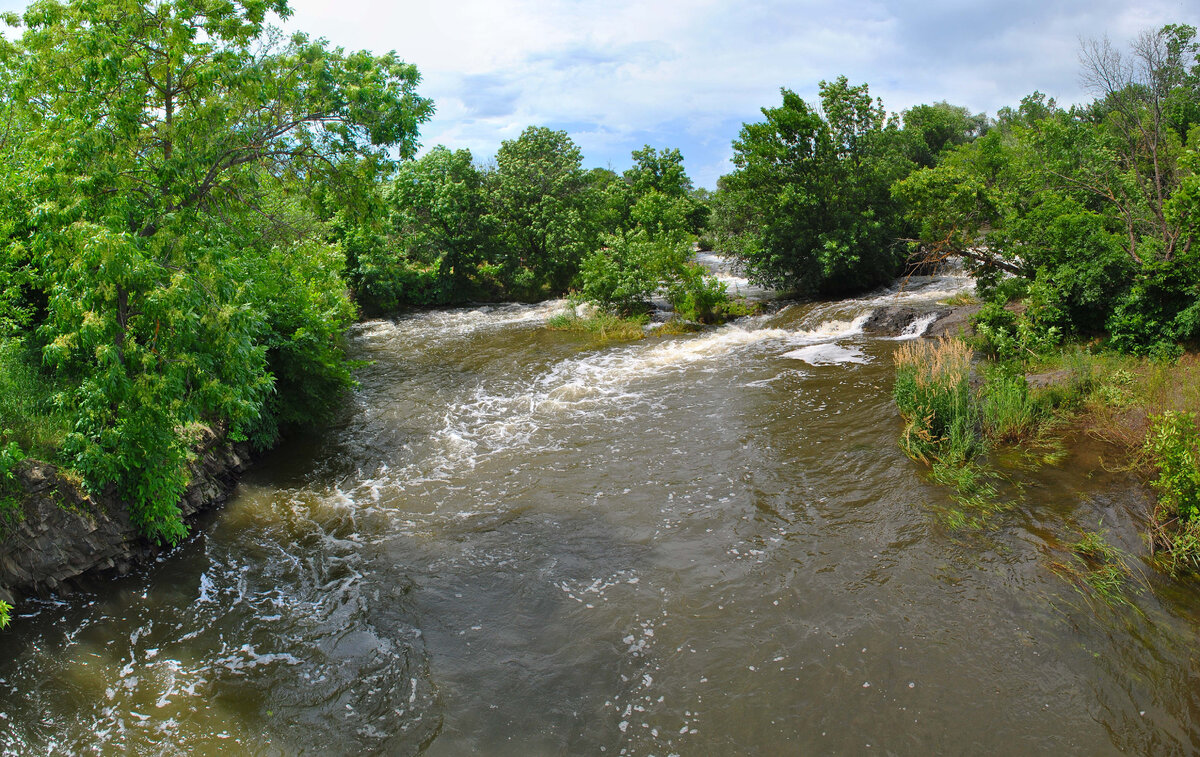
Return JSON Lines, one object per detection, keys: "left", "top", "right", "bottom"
{"left": 893, "top": 336, "right": 979, "bottom": 465}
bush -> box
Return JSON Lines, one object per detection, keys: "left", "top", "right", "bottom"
{"left": 578, "top": 235, "right": 659, "bottom": 315}
{"left": 970, "top": 298, "right": 1061, "bottom": 361}
{"left": 667, "top": 262, "right": 734, "bottom": 324}
{"left": 1145, "top": 411, "right": 1200, "bottom": 523}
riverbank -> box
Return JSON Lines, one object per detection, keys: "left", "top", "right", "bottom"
{"left": 893, "top": 333, "right": 1200, "bottom": 579}
{"left": 0, "top": 427, "right": 250, "bottom": 606}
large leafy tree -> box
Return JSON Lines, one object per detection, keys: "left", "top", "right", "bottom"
{"left": 895, "top": 25, "right": 1200, "bottom": 352}
{"left": 385, "top": 146, "right": 490, "bottom": 304}
{"left": 485, "top": 126, "right": 597, "bottom": 295}
{"left": 0, "top": 0, "right": 431, "bottom": 542}
{"left": 718, "top": 78, "right": 914, "bottom": 295}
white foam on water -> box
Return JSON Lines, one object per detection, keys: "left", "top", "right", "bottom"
{"left": 894, "top": 313, "right": 939, "bottom": 340}
{"left": 782, "top": 344, "right": 870, "bottom": 366}
{"left": 790, "top": 313, "right": 872, "bottom": 343}
{"left": 351, "top": 300, "right": 567, "bottom": 346}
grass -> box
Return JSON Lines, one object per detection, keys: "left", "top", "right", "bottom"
{"left": 546, "top": 309, "right": 649, "bottom": 342}
{"left": 893, "top": 336, "right": 978, "bottom": 466}
{"left": 939, "top": 291, "right": 981, "bottom": 306}
{"left": 1050, "top": 526, "right": 1140, "bottom": 608}
{"left": 895, "top": 333, "right": 1200, "bottom": 578}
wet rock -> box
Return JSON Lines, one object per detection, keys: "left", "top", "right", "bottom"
{"left": 0, "top": 431, "right": 252, "bottom": 601}
{"left": 862, "top": 306, "right": 926, "bottom": 336}
{"left": 925, "top": 305, "right": 980, "bottom": 338}
{"left": 862, "top": 304, "right": 980, "bottom": 339}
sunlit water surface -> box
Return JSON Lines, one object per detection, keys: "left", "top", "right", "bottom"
{"left": 5, "top": 267, "right": 1200, "bottom": 755}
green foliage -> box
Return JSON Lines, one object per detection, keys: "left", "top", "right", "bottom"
{"left": 377, "top": 146, "right": 492, "bottom": 307}
{"left": 0, "top": 600, "right": 10, "bottom": 629}
{"left": 546, "top": 308, "right": 648, "bottom": 343}
{"left": 1065, "top": 527, "right": 1136, "bottom": 606}
{"left": 579, "top": 235, "right": 661, "bottom": 315}
{"left": 666, "top": 263, "right": 736, "bottom": 324}
{"left": 0, "top": 434, "right": 25, "bottom": 528}
{"left": 572, "top": 145, "right": 744, "bottom": 323}
{"left": 970, "top": 298, "right": 1062, "bottom": 361}
{"left": 900, "top": 101, "right": 990, "bottom": 168}
{"left": 892, "top": 338, "right": 979, "bottom": 466}
{"left": 897, "top": 26, "right": 1200, "bottom": 355}
{"left": 1145, "top": 411, "right": 1200, "bottom": 524}
{"left": 717, "top": 78, "right": 914, "bottom": 295}
{"left": 978, "top": 371, "right": 1041, "bottom": 443}
{"left": 487, "top": 126, "right": 597, "bottom": 295}
{"left": 0, "top": 336, "right": 69, "bottom": 461}
{"left": 0, "top": 0, "right": 431, "bottom": 543}
{"left": 240, "top": 241, "right": 358, "bottom": 446}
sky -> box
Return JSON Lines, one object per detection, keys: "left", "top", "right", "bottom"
{"left": 3, "top": 0, "right": 1197, "bottom": 187}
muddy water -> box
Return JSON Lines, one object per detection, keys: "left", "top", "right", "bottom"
{"left": 4, "top": 272, "right": 1200, "bottom": 755}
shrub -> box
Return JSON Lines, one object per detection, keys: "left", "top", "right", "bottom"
{"left": 1145, "top": 411, "right": 1200, "bottom": 523}
{"left": 578, "top": 235, "right": 659, "bottom": 315}
{"left": 666, "top": 262, "right": 733, "bottom": 324}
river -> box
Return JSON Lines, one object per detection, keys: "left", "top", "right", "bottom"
{"left": 3, "top": 267, "right": 1200, "bottom": 755}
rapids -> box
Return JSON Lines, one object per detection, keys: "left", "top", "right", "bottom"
{"left": 4, "top": 265, "right": 1200, "bottom": 755}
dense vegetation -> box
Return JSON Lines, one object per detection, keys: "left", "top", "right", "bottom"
{"left": 878, "top": 24, "right": 1200, "bottom": 573}
{"left": 0, "top": 0, "right": 729, "bottom": 552}
{"left": 0, "top": 0, "right": 1197, "bottom": 603}
{"left": 893, "top": 24, "right": 1200, "bottom": 358}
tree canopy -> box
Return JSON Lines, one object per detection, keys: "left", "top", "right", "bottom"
{"left": 0, "top": 0, "right": 432, "bottom": 542}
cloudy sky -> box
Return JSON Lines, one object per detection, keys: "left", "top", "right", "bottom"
{"left": 4, "top": 0, "right": 1196, "bottom": 187}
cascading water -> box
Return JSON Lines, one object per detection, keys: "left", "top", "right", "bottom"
{"left": 4, "top": 260, "right": 1200, "bottom": 755}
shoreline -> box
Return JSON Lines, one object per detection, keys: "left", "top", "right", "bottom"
{"left": 0, "top": 428, "right": 251, "bottom": 606}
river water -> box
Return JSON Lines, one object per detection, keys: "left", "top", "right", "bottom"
{"left": 4, "top": 268, "right": 1200, "bottom": 755}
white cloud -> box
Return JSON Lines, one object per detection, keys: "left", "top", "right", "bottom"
{"left": 0, "top": 0, "right": 1192, "bottom": 186}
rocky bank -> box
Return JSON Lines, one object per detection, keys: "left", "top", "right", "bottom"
{"left": 0, "top": 427, "right": 250, "bottom": 606}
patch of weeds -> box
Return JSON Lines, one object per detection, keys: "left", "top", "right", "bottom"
{"left": 654, "top": 318, "right": 704, "bottom": 336}
{"left": 1052, "top": 525, "right": 1139, "bottom": 607}
{"left": 940, "top": 291, "right": 980, "bottom": 307}
{"left": 0, "top": 436, "right": 26, "bottom": 535}
{"left": 929, "top": 460, "right": 1012, "bottom": 529}
{"left": 546, "top": 310, "right": 648, "bottom": 342}
{"left": 0, "top": 600, "right": 10, "bottom": 629}
{"left": 1143, "top": 411, "right": 1200, "bottom": 574}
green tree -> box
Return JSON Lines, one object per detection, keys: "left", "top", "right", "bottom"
{"left": 901, "top": 101, "right": 990, "bottom": 168}
{"left": 486, "top": 126, "right": 596, "bottom": 295}
{"left": 1, "top": 0, "right": 431, "bottom": 542}
{"left": 719, "top": 78, "right": 914, "bottom": 295}
{"left": 386, "top": 146, "right": 490, "bottom": 304}
{"left": 896, "top": 25, "right": 1200, "bottom": 353}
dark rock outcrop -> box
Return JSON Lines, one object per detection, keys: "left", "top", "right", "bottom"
{"left": 862, "top": 304, "right": 980, "bottom": 339}
{"left": 0, "top": 430, "right": 250, "bottom": 600}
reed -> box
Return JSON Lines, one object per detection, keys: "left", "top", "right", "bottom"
{"left": 893, "top": 336, "right": 978, "bottom": 465}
